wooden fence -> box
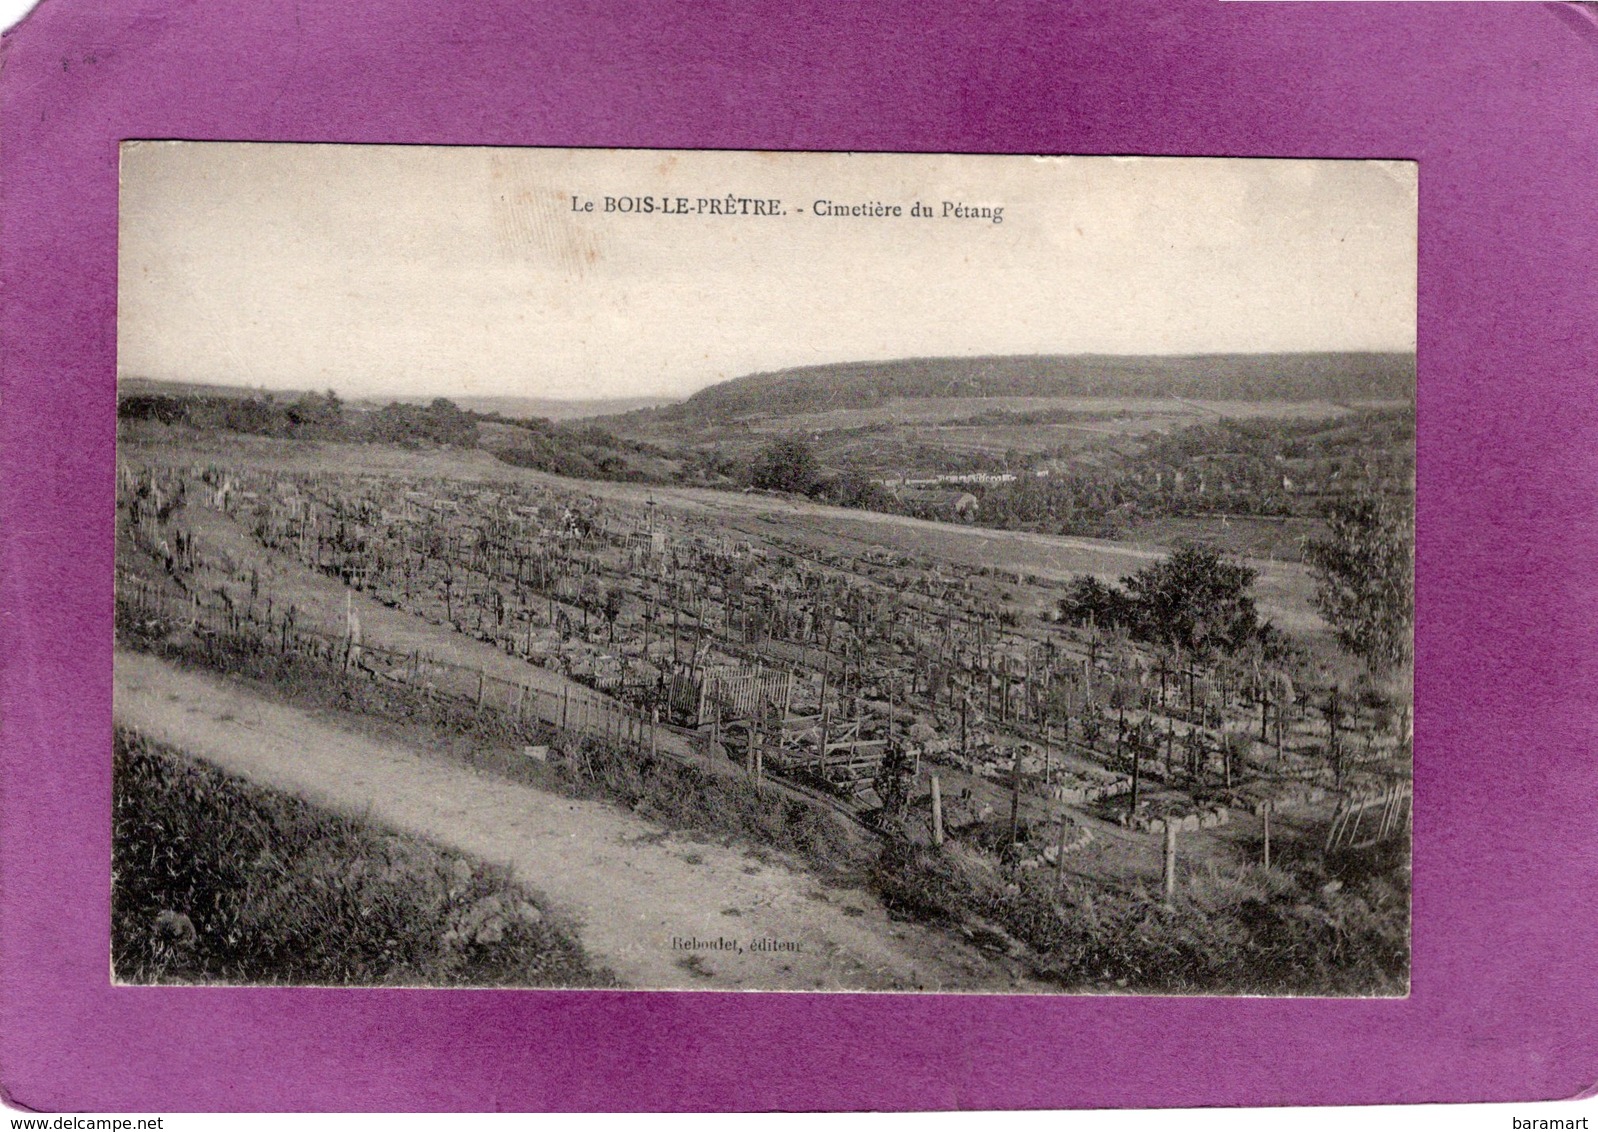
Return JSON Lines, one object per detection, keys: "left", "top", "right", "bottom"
{"left": 700, "top": 666, "right": 795, "bottom": 725}
{"left": 1324, "top": 782, "right": 1412, "bottom": 853}
{"left": 117, "top": 569, "right": 890, "bottom": 826}
{"left": 115, "top": 571, "right": 707, "bottom": 768}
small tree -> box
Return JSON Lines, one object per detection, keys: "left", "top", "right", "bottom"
{"left": 1121, "top": 544, "right": 1259, "bottom": 656}
{"left": 749, "top": 435, "right": 819, "bottom": 495}
{"left": 873, "top": 739, "right": 916, "bottom": 827}
{"left": 1305, "top": 492, "right": 1414, "bottom": 673}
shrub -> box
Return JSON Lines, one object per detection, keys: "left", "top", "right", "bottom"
{"left": 748, "top": 435, "right": 820, "bottom": 495}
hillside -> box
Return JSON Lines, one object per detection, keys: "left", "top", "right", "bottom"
{"left": 381, "top": 395, "right": 679, "bottom": 421}
{"left": 116, "top": 380, "right": 680, "bottom": 484}
{"left": 118, "top": 375, "right": 305, "bottom": 401}
{"left": 118, "top": 377, "right": 677, "bottom": 423}
{"left": 660, "top": 353, "right": 1416, "bottom": 423}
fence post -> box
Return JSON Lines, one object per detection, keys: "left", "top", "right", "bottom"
{"left": 1129, "top": 739, "right": 1141, "bottom": 820}
{"left": 1056, "top": 813, "right": 1071, "bottom": 890}
{"left": 1162, "top": 824, "right": 1178, "bottom": 901}
{"left": 930, "top": 774, "right": 944, "bottom": 847}
{"left": 1009, "top": 747, "right": 1022, "bottom": 847}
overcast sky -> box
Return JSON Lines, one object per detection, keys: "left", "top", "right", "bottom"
{"left": 118, "top": 144, "right": 1416, "bottom": 401}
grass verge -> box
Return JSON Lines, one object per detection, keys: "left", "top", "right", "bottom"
{"left": 870, "top": 835, "right": 1408, "bottom": 994}
{"left": 113, "top": 727, "right": 614, "bottom": 987}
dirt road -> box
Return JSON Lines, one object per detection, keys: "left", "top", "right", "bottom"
{"left": 114, "top": 649, "right": 1026, "bottom": 993}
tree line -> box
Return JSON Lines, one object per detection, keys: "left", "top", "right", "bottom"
{"left": 119, "top": 391, "right": 479, "bottom": 447}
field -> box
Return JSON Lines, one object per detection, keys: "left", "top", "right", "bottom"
{"left": 113, "top": 419, "right": 1411, "bottom": 993}
{"left": 613, "top": 394, "right": 1395, "bottom": 435}
{"left": 118, "top": 425, "right": 1327, "bottom": 629}
{"left": 603, "top": 394, "right": 1403, "bottom": 467}
{"left": 594, "top": 393, "right": 1413, "bottom": 564}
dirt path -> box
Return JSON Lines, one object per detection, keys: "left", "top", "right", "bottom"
{"left": 114, "top": 649, "right": 1028, "bottom": 993}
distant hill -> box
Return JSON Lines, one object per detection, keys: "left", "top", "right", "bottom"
{"left": 117, "top": 379, "right": 678, "bottom": 423}
{"left": 118, "top": 376, "right": 307, "bottom": 401}
{"left": 666, "top": 353, "right": 1416, "bottom": 422}
{"left": 377, "top": 395, "right": 680, "bottom": 422}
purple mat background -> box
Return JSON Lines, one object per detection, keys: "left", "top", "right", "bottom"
{"left": 2, "top": 0, "right": 1596, "bottom": 1113}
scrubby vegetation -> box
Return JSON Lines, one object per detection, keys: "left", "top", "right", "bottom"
{"left": 871, "top": 835, "right": 1408, "bottom": 995}
{"left": 112, "top": 728, "right": 613, "bottom": 987}
{"left": 119, "top": 390, "right": 480, "bottom": 448}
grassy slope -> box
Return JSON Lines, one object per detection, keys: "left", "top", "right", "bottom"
{"left": 663, "top": 352, "right": 1416, "bottom": 422}
{"left": 112, "top": 727, "right": 615, "bottom": 987}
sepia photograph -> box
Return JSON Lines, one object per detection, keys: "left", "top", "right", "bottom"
{"left": 113, "top": 144, "right": 1415, "bottom": 995}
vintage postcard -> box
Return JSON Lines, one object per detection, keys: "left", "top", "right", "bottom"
{"left": 113, "top": 144, "right": 1415, "bottom": 995}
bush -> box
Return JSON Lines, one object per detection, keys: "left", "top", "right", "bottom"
{"left": 367, "top": 398, "right": 479, "bottom": 447}
{"left": 749, "top": 435, "right": 820, "bottom": 495}
{"left": 870, "top": 838, "right": 978, "bottom": 925}
{"left": 1058, "top": 575, "right": 1133, "bottom": 628}
{"left": 1122, "top": 544, "right": 1260, "bottom": 654}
